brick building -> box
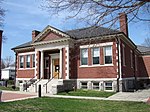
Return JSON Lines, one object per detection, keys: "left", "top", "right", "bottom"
{"left": 12, "top": 13, "right": 150, "bottom": 94}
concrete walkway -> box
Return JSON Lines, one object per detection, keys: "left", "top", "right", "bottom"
{"left": 1, "top": 90, "right": 37, "bottom": 102}
{"left": 44, "top": 89, "right": 150, "bottom": 103}
{"left": 1, "top": 89, "right": 150, "bottom": 103}
{"left": 107, "top": 89, "right": 150, "bottom": 102}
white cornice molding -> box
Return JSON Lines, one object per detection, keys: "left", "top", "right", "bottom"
{"left": 33, "top": 25, "right": 70, "bottom": 42}
{"left": 32, "top": 38, "right": 70, "bottom": 46}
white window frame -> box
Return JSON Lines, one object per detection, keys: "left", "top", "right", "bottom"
{"left": 130, "top": 50, "right": 133, "bottom": 68}
{"left": 80, "top": 48, "right": 88, "bottom": 66}
{"left": 32, "top": 54, "right": 35, "bottom": 68}
{"left": 104, "top": 46, "right": 113, "bottom": 64}
{"left": 80, "top": 82, "right": 88, "bottom": 89}
{"left": 19, "top": 56, "right": 24, "bottom": 68}
{"left": 105, "top": 81, "right": 113, "bottom": 91}
{"left": 122, "top": 44, "right": 126, "bottom": 66}
{"left": 135, "top": 55, "right": 137, "bottom": 71}
{"left": 92, "top": 82, "right": 100, "bottom": 90}
{"left": 26, "top": 55, "right": 30, "bottom": 68}
{"left": 92, "top": 47, "right": 100, "bottom": 65}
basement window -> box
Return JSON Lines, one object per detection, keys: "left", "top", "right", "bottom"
{"left": 92, "top": 82, "right": 99, "bottom": 90}
{"left": 105, "top": 81, "right": 113, "bottom": 90}
{"left": 81, "top": 82, "right": 87, "bottom": 89}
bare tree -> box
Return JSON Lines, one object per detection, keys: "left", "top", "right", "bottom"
{"left": 43, "top": 0, "right": 150, "bottom": 28}
{"left": 143, "top": 37, "right": 150, "bottom": 47}
{"left": 1, "top": 59, "right": 5, "bottom": 69}
{"left": 0, "top": 0, "right": 5, "bottom": 27}
{"left": 4, "top": 56, "right": 14, "bottom": 67}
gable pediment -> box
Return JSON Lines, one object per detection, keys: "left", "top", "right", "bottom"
{"left": 33, "top": 25, "right": 70, "bottom": 43}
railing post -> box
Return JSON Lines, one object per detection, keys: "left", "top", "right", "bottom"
{"left": 38, "top": 84, "right": 41, "bottom": 97}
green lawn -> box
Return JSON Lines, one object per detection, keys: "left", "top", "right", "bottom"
{"left": 57, "top": 89, "right": 115, "bottom": 98}
{"left": 0, "top": 85, "right": 19, "bottom": 91}
{"left": 0, "top": 97, "right": 150, "bottom": 112}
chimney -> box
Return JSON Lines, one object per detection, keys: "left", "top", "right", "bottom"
{"left": 32, "top": 30, "right": 40, "bottom": 41}
{"left": 119, "top": 13, "right": 128, "bottom": 37}
{"left": 0, "top": 30, "right": 3, "bottom": 80}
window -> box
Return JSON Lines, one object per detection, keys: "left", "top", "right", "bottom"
{"left": 32, "top": 54, "right": 35, "bottom": 67}
{"left": 81, "top": 48, "right": 88, "bottom": 65}
{"left": 93, "top": 82, "right": 99, "bottom": 90}
{"left": 44, "top": 58, "right": 49, "bottom": 68}
{"left": 81, "top": 82, "right": 87, "bottom": 89}
{"left": 105, "top": 82, "right": 113, "bottom": 90}
{"left": 92, "top": 48, "right": 100, "bottom": 64}
{"left": 122, "top": 44, "right": 125, "bottom": 66}
{"left": 26, "top": 55, "right": 30, "bottom": 68}
{"left": 135, "top": 55, "right": 137, "bottom": 71}
{"left": 130, "top": 50, "right": 133, "bottom": 68}
{"left": 104, "top": 46, "right": 112, "bottom": 64}
{"left": 19, "top": 56, "right": 24, "bottom": 68}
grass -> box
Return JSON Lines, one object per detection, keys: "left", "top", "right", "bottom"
{"left": 57, "top": 89, "right": 115, "bottom": 98}
{"left": 0, "top": 85, "right": 19, "bottom": 91}
{"left": 0, "top": 97, "right": 150, "bottom": 112}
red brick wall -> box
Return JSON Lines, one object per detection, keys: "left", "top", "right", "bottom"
{"left": 16, "top": 50, "right": 35, "bottom": 79}
{"left": 17, "top": 69, "right": 34, "bottom": 78}
{"left": 120, "top": 40, "right": 135, "bottom": 78}
{"left": 138, "top": 56, "right": 150, "bottom": 78}
{"left": 71, "top": 40, "right": 118, "bottom": 79}
{"left": 42, "top": 31, "right": 63, "bottom": 41}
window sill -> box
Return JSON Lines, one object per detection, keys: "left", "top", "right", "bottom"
{"left": 18, "top": 68, "right": 35, "bottom": 70}
{"left": 79, "top": 64, "right": 114, "bottom": 68}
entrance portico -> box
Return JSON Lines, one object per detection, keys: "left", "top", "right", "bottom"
{"left": 34, "top": 41, "right": 70, "bottom": 80}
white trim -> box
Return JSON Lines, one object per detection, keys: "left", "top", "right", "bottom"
{"left": 66, "top": 46, "right": 69, "bottom": 79}
{"left": 33, "top": 25, "right": 70, "bottom": 42}
{"left": 122, "top": 43, "right": 125, "bottom": 66}
{"left": 35, "top": 51, "right": 38, "bottom": 77}
{"left": 16, "top": 78, "right": 37, "bottom": 80}
{"left": 77, "top": 78, "right": 117, "bottom": 81}
{"left": 130, "top": 50, "right": 133, "bottom": 68}
{"left": 91, "top": 47, "right": 100, "bottom": 65}
{"left": 80, "top": 42, "right": 113, "bottom": 48}
{"left": 35, "top": 41, "right": 68, "bottom": 51}
{"left": 18, "top": 68, "right": 35, "bottom": 70}
{"left": 122, "top": 77, "right": 135, "bottom": 80}
{"left": 18, "top": 52, "right": 35, "bottom": 56}
{"left": 79, "top": 64, "right": 114, "bottom": 68}
{"left": 40, "top": 50, "right": 44, "bottom": 79}
{"left": 137, "top": 77, "right": 150, "bottom": 80}
{"left": 59, "top": 48, "right": 62, "bottom": 79}
{"left": 103, "top": 46, "right": 113, "bottom": 65}
{"left": 50, "top": 53, "right": 59, "bottom": 79}
{"left": 118, "top": 38, "right": 122, "bottom": 80}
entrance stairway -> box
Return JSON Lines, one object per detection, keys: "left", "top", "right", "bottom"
{"left": 26, "top": 79, "right": 64, "bottom": 94}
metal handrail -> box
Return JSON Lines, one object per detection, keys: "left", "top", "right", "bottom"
{"left": 43, "top": 73, "right": 59, "bottom": 93}
{"left": 33, "top": 78, "right": 43, "bottom": 92}
{"left": 25, "top": 75, "right": 37, "bottom": 91}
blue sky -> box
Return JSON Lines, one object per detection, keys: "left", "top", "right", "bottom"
{"left": 1, "top": 0, "right": 150, "bottom": 61}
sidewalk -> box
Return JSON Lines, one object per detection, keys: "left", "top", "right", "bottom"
{"left": 44, "top": 89, "right": 150, "bottom": 103}
{"left": 1, "top": 90, "right": 37, "bottom": 102}
{"left": 1, "top": 89, "right": 150, "bottom": 103}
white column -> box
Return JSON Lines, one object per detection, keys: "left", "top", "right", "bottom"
{"left": 59, "top": 48, "right": 62, "bottom": 79}
{"left": 34, "top": 51, "right": 37, "bottom": 78}
{"left": 40, "top": 50, "right": 44, "bottom": 79}
{"left": 66, "top": 46, "right": 69, "bottom": 79}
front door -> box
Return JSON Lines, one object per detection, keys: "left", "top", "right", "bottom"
{"left": 53, "top": 58, "right": 59, "bottom": 79}
{"left": 44, "top": 57, "right": 50, "bottom": 79}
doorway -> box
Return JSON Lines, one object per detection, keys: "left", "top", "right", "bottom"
{"left": 52, "top": 58, "right": 59, "bottom": 79}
